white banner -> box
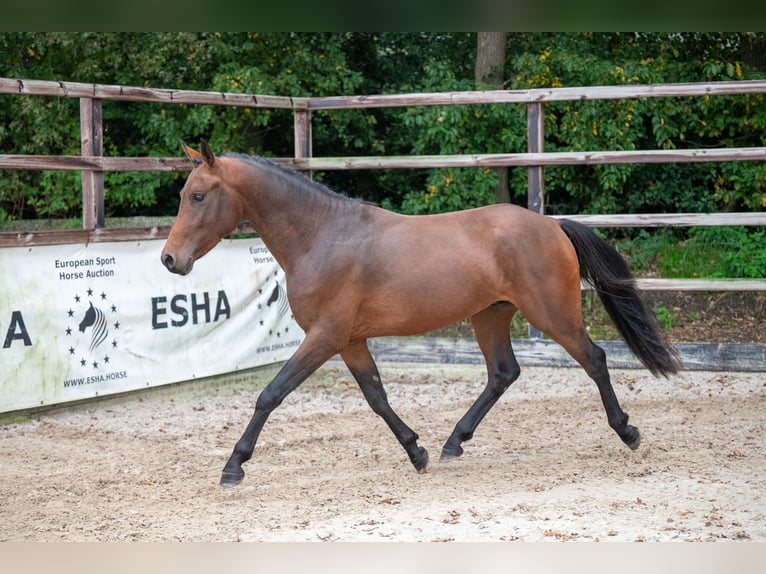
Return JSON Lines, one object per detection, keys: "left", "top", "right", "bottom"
{"left": 0, "top": 238, "right": 304, "bottom": 413}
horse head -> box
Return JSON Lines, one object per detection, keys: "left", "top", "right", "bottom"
{"left": 161, "top": 140, "right": 245, "bottom": 275}
{"left": 78, "top": 302, "right": 96, "bottom": 333}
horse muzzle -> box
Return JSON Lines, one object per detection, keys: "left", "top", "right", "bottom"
{"left": 160, "top": 251, "right": 192, "bottom": 275}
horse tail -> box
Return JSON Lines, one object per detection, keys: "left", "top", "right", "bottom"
{"left": 558, "top": 219, "right": 682, "bottom": 377}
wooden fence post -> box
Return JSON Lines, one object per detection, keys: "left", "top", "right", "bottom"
{"left": 293, "top": 98, "right": 312, "bottom": 178}
{"left": 527, "top": 101, "right": 545, "bottom": 338}
{"left": 80, "top": 97, "right": 104, "bottom": 230}
{"left": 527, "top": 101, "right": 545, "bottom": 215}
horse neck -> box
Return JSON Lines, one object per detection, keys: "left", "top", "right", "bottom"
{"left": 234, "top": 160, "right": 352, "bottom": 270}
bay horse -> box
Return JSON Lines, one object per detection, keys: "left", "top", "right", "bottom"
{"left": 161, "top": 140, "right": 681, "bottom": 488}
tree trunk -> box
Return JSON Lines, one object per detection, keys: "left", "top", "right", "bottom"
{"left": 475, "top": 32, "right": 510, "bottom": 204}
{"left": 739, "top": 33, "right": 766, "bottom": 72}
{"left": 475, "top": 32, "right": 507, "bottom": 87}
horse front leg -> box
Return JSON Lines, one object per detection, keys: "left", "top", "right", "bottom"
{"left": 340, "top": 340, "right": 429, "bottom": 473}
{"left": 442, "top": 303, "right": 520, "bottom": 459}
{"left": 220, "top": 335, "right": 336, "bottom": 488}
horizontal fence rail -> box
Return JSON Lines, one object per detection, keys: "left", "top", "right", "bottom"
{"left": 0, "top": 77, "right": 297, "bottom": 109}
{"left": 1, "top": 76, "right": 765, "bottom": 301}
{"left": 6, "top": 77, "right": 766, "bottom": 110}
{"left": 549, "top": 212, "right": 766, "bottom": 227}
{"left": 288, "top": 148, "right": 766, "bottom": 170}
{"left": 4, "top": 147, "right": 766, "bottom": 172}
{"left": 307, "top": 80, "right": 766, "bottom": 108}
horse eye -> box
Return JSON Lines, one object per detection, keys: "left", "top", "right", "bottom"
{"left": 192, "top": 193, "right": 205, "bottom": 203}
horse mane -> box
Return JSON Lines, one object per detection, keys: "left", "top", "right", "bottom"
{"left": 221, "top": 152, "right": 366, "bottom": 205}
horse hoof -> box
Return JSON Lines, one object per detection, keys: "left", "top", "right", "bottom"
{"left": 623, "top": 426, "right": 641, "bottom": 451}
{"left": 440, "top": 444, "right": 464, "bottom": 461}
{"left": 413, "top": 447, "right": 429, "bottom": 473}
{"left": 220, "top": 470, "right": 245, "bottom": 488}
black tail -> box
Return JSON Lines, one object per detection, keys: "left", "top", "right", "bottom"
{"left": 559, "top": 219, "right": 682, "bottom": 377}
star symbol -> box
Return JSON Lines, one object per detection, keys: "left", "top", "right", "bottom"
{"left": 86, "top": 288, "right": 93, "bottom": 297}
{"left": 74, "top": 295, "right": 81, "bottom": 303}
{"left": 67, "top": 309, "right": 74, "bottom": 318}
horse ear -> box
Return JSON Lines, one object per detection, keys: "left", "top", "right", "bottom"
{"left": 200, "top": 139, "right": 216, "bottom": 167}
{"left": 181, "top": 141, "right": 201, "bottom": 162}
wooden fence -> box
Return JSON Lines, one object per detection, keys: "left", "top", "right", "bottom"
{"left": 2, "top": 76, "right": 766, "bottom": 298}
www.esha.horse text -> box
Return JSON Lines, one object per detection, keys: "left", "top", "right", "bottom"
{"left": 55, "top": 256, "right": 117, "bottom": 280}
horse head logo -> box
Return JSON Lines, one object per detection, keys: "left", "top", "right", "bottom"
{"left": 78, "top": 302, "right": 109, "bottom": 352}
{"left": 266, "top": 282, "right": 290, "bottom": 318}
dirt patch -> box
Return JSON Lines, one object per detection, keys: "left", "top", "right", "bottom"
{"left": 1, "top": 363, "right": 764, "bottom": 542}
{"left": 641, "top": 291, "right": 766, "bottom": 344}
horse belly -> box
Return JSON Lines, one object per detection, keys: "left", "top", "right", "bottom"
{"left": 352, "top": 259, "right": 499, "bottom": 338}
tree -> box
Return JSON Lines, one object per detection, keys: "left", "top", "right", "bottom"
{"left": 1, "top": 33, "right": 765, "bottom": 223}
{"left": 506, "top": 33, "right": 766, "bottom": 217}
{"left": 475, "top": 32, "right": 510, "bottom": 204}
{"left": 0, "top": 32, "right": 368, "bottom": 220}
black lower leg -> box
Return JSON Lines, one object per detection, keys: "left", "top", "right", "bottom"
{"left": 220, "top": 378, "right": 294, "bottom": 487}
{"left": 441, "top": 359, "right": 520, "bottom": 460}
{"left": 443, "top": 306, "right": 520, "bottom": 460}
{"left": 221, "top": 415, "right": 267, "bottom": 487}
{"left": 220, "top": 343, "right": 330, "bottom": 487}
{"left": 361, "top": 372, "right": 429, "bottom": 472}
{"left": 343, "top": 345, "right": 428, "bottom": 472}
{"left": 587, "top": 342, "right": 641, "bottom": 450}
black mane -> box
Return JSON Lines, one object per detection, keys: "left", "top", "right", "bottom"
{"left": 221, "top": 152, "right": 362, "bottom": 204}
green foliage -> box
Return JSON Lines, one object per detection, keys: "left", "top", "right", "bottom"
{"left": 663, "top": 227, "right": 766, "bottom": 279}
{"left": 654, "top": 306, "right": 677, "bottom": 331}
{"left": 505, "top": 33, "right": 766, "bottom": 217}
{"left": 383, "top": 32, "right": 766, "bottom": 217}
{"left": 393, "top": 62, "right": 526, "bottom": 214}
{"left": 1, "top": 32, "right": 765, "bottom": 231}
{"left": 613, "top": 229, "right": 674, "bottom": 274}
{"left": 0, "top": 32, "right": 367, "bottom": 220}
{"left": 615, "top": 226, "right": 766, "bottom": 279}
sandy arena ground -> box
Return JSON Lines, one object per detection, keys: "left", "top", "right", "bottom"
{"left": 1, "top": 362, "right": 764, "bottom": 542}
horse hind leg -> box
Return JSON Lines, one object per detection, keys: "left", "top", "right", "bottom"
{"left": 340, "top": 340, "right": 429, "bottom": 472}
{"left": 580, "top": 336, "right": 641, "bottom": 449}
{"left": 522, "top": 294, "right": 640, "bottom": 450}
{"left": 441, "top": 302, "right": 521, "bottom": 460}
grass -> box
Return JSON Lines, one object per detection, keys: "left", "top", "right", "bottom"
{"left": 617, "top": 226, "right": 766, "bottom": 280}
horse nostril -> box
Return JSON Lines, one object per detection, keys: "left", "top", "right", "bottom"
{"left": 163, "top": 253, "right": 175, "bottom": 269}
